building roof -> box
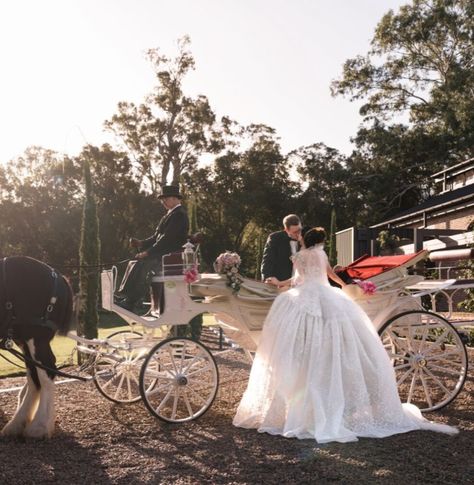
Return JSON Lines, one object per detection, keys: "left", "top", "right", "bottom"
{"left": 371, "top": 182, "right": 474, "bottom": 228}
{"left": 432, "top": 157, "right": 474, "bottom": 181}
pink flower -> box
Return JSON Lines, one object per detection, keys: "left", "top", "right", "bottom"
{"left": 184, "top": 267, "right": 199, "bottom": 283}
{"left": 356, "top": 280, "right": 377, "bottom": 295}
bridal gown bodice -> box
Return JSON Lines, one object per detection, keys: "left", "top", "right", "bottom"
{"left": 233, "top": 246, "right": 457, "bottom": 443}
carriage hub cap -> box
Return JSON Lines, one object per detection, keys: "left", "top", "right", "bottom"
{"left": 414, "top": 354, "right": 427, "bottom": 368}
{"left": 175, "top": 374, "right": 188, "bottom": 386}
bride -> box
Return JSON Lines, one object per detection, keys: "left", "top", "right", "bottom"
{"left": 233, "top": 227, "right": 457, "bottom": 443}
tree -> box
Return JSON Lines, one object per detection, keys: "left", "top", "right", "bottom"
{"left": 293, "top": 143, "right": 361, "bottom": 229}
{"left": 0, "top": 147, "right": 83, "bottom": 265}
{"left": 330, "top": 0, "right": 474, "bottom": 224}
{"left": 183, "top": 125, "right": 298, "bottom": 275}
{"left": 78, "top": 158, "right": 100, "bottom": 340}
{"left": 105, "top": 36, "right": 221, "bottom": 192}
{"left": 80, "top": 144, "right": 164, "bottom": 264}
{"left": 332, "top": 0, "right": 474, "bottom": 163}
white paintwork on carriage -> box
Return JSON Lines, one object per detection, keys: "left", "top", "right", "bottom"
{"left": 1, "top": 340, "right": 55, "bottom": 439}
{"left": 405, "top": 279, "right": 457, "bottom": 297}
{"left": 405, "top": 278, "right": 473, "bottom": 322}
{"left": 343, "top": 274, "right": 428, "bottom": 330}
{"left": 100, "top": 268, "right": 274, "bottom": 351}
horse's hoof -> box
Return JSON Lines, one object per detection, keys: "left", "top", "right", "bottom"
{"left": 1, "top": 420, "right": 25, "bottom": 438}
{"left": 24, "top": 423, "right": 53, "bottom": 439}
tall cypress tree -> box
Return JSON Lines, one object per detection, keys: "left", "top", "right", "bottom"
{"left": 328, "top": 208, "right": 337, "bottom": 267}
{"left": 78, "top": 158, "right": 100, "bottom": 340}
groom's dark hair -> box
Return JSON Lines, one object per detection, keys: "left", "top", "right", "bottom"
{"left": 283, "top": 214, "right": 301, "bottom": 229}
{"left": 304, "top": 227, "right": 326, "bottom": 247}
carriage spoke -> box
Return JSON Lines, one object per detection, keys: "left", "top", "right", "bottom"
{"left": 100, "top": 367, "right": 122, "bottom": 390}
{"left": 126, "top": 375, "right": 133, "bottom": 400}
{"left": 168, "top": 347, "right": 179, "bottom": 374}
{"left": 417, "top": 326, "right": 429, "bottom": 353}
{"left": 396, "top": 366, "right": 415, "bottom": 387}
{"left": 419, "top": 371, "right": 433, "bottom": 409}
{"left": 183, "top": 390, "right": 194, "bottom": 418}
{"left": 179, "top": 341, "right": 188, "bottom": 372}
{"left": 181, "top": 354, "right": 206, "bottom": 374}
{"left": 422, "top": 368, "right": 450, "bottom": 395}
{"left": 156, "top": 387, "right": 174, "bottom": 412}
{"left": 424, "top": 350, "right": 462, "bottom": 359}
{"left": 187, "top": 384, "right": 207, "bottom": 405}
{"left": 114, "top": 373, "right": 126, "bottom": 400}
{"left": 427, "top": 364, "right": 464, "bottom": 376}
{"left": 387, "top": 330, "right": 410, "bottom": 353}
{"left": 407, "top": 369, "right": 419, "bottom": 403}
{"left": 394, "top": 362, "right": 412, "bottom": 371}
{"left": 171, "top": 388, "right": 180, "bottom": 421}
{"left": 186, "top": 363, "right": 213, "bottom": 378}
{"left": 145, "top": 382, "right": 173, "bottom": 398}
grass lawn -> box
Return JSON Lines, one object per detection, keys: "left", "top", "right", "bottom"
{"left": 0, "top": 312, "right": 216, "bottom": 378}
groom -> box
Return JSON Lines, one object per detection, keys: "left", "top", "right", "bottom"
{"left": 261, "top": 214, "right": 302, "bottom": 282}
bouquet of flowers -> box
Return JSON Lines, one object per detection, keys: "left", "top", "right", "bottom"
{"left": 183, "top": 265, "right": 199, "bottom": 284}
{"left": 214, "top": 251, "right": 243, "bottom": 293}
{"left": 355, "top": 279, "right": 377, "bottom": 295}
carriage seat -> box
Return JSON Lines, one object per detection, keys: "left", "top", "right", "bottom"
{"left": 152, "top": 232, "right": 202, "bottom": 279}
{"left": 148, "top": 234, "right": 202, "bottom": 313}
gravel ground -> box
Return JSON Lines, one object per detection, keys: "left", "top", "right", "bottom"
{"left": 0, "top": 348, "right": 473, "bottom": 485}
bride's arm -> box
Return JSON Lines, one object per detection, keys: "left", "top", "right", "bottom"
{"left": 326, "top": 264, "right": 347, "bottom": 287}
{"left": 265, "top": 276, "right": 292, "bottom": 288}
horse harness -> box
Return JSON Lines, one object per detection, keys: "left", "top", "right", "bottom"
{"left": 1, "top": 257, "right": 60, "bottom": 343}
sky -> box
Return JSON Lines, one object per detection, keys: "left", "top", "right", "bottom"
{"left": 0, "top": 0, "right": 408, "bottom": 164}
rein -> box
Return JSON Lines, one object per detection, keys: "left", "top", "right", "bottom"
{"left": 0, "top": 338, "right": 89, "bottom": 382}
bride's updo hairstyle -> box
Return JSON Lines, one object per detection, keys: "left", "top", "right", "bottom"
{"left": 303, "top": 227, "right": 326, "bottom": 248}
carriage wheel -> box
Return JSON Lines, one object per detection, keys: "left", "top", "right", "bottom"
{"left": 379, "top": 310, "right": 468, "bottom": 412}
{"left": 139, "top": 337, "right": 219, "bottom": 423}
{"left": 93, "top": 330, "right": 147, "bottom": 404}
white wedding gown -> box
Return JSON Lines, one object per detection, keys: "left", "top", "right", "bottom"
{"left": 233, "top": 245, "right": 457, "bottom": 443}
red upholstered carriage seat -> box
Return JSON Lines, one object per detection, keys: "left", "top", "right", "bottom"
{"left": 342, "top": 251, "right": 426, "bottom": 280}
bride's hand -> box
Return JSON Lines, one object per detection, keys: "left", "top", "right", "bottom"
{"left": 265, "top": 277, "right": 280, "bottom": 286}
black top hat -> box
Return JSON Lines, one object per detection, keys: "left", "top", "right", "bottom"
{"left": 158, "top": 185, "right": 183, "bottom": 199}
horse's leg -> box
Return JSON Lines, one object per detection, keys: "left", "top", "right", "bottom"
{"left": 1, "top": 341, "right": 40, "bottom": 437}
{"left": 24, "top": 337, "right": 56, "bottom": 438}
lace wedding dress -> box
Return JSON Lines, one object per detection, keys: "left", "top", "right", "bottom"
{"left": 233, "top": 244, "right": 457, "bottom": 443}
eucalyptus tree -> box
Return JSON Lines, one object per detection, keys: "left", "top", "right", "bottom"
{"left": 331, "top": 0, "right": 474, "bottom": 222}
{"left": 332, "top": 0, "right": 474, "bottom": 160}
{"left": 105, "top": 36, "right": 222, "bottom": 192}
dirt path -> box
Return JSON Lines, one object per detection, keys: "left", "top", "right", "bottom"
{"left": 0, "top": 349, "right": 472, "bottom": 484}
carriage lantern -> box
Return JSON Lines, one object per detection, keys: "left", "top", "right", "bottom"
{"left": 182, "top": 240, "right": 195, "bottom": 269}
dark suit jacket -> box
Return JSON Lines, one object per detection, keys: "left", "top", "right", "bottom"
{"left": 141, "top": 205, "right": 189, "bottom": 259}
{"left": 261, "top": 230, "right": 298, "bottom": 281}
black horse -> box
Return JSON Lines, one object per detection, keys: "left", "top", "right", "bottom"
{"left": 0, "top": 256, "right": 73, "bottom": 438}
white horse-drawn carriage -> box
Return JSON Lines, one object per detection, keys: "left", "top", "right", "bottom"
{"left": 70, "top": 245, "right": 469, "bottom": 424}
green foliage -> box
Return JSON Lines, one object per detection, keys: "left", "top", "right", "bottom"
{"left": 331, "top": 0, "right": 474, "bottom": 224}
{"left": 376, "top": 230, "right": 400, "bottom": 255}
{"left": 105, "top": 36, "right": 222, "bottom": 191}
{"left": 183, "top": 125, "right": 299, "bottom": 276}
{"left": 294, "top": 143, "right": 361, "bottom": 229}
{"left": 78, "top": 159, "right": 100, "bottom": 340}
{"left": 0, "top": 147, "right": 82, "bottom": 264}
